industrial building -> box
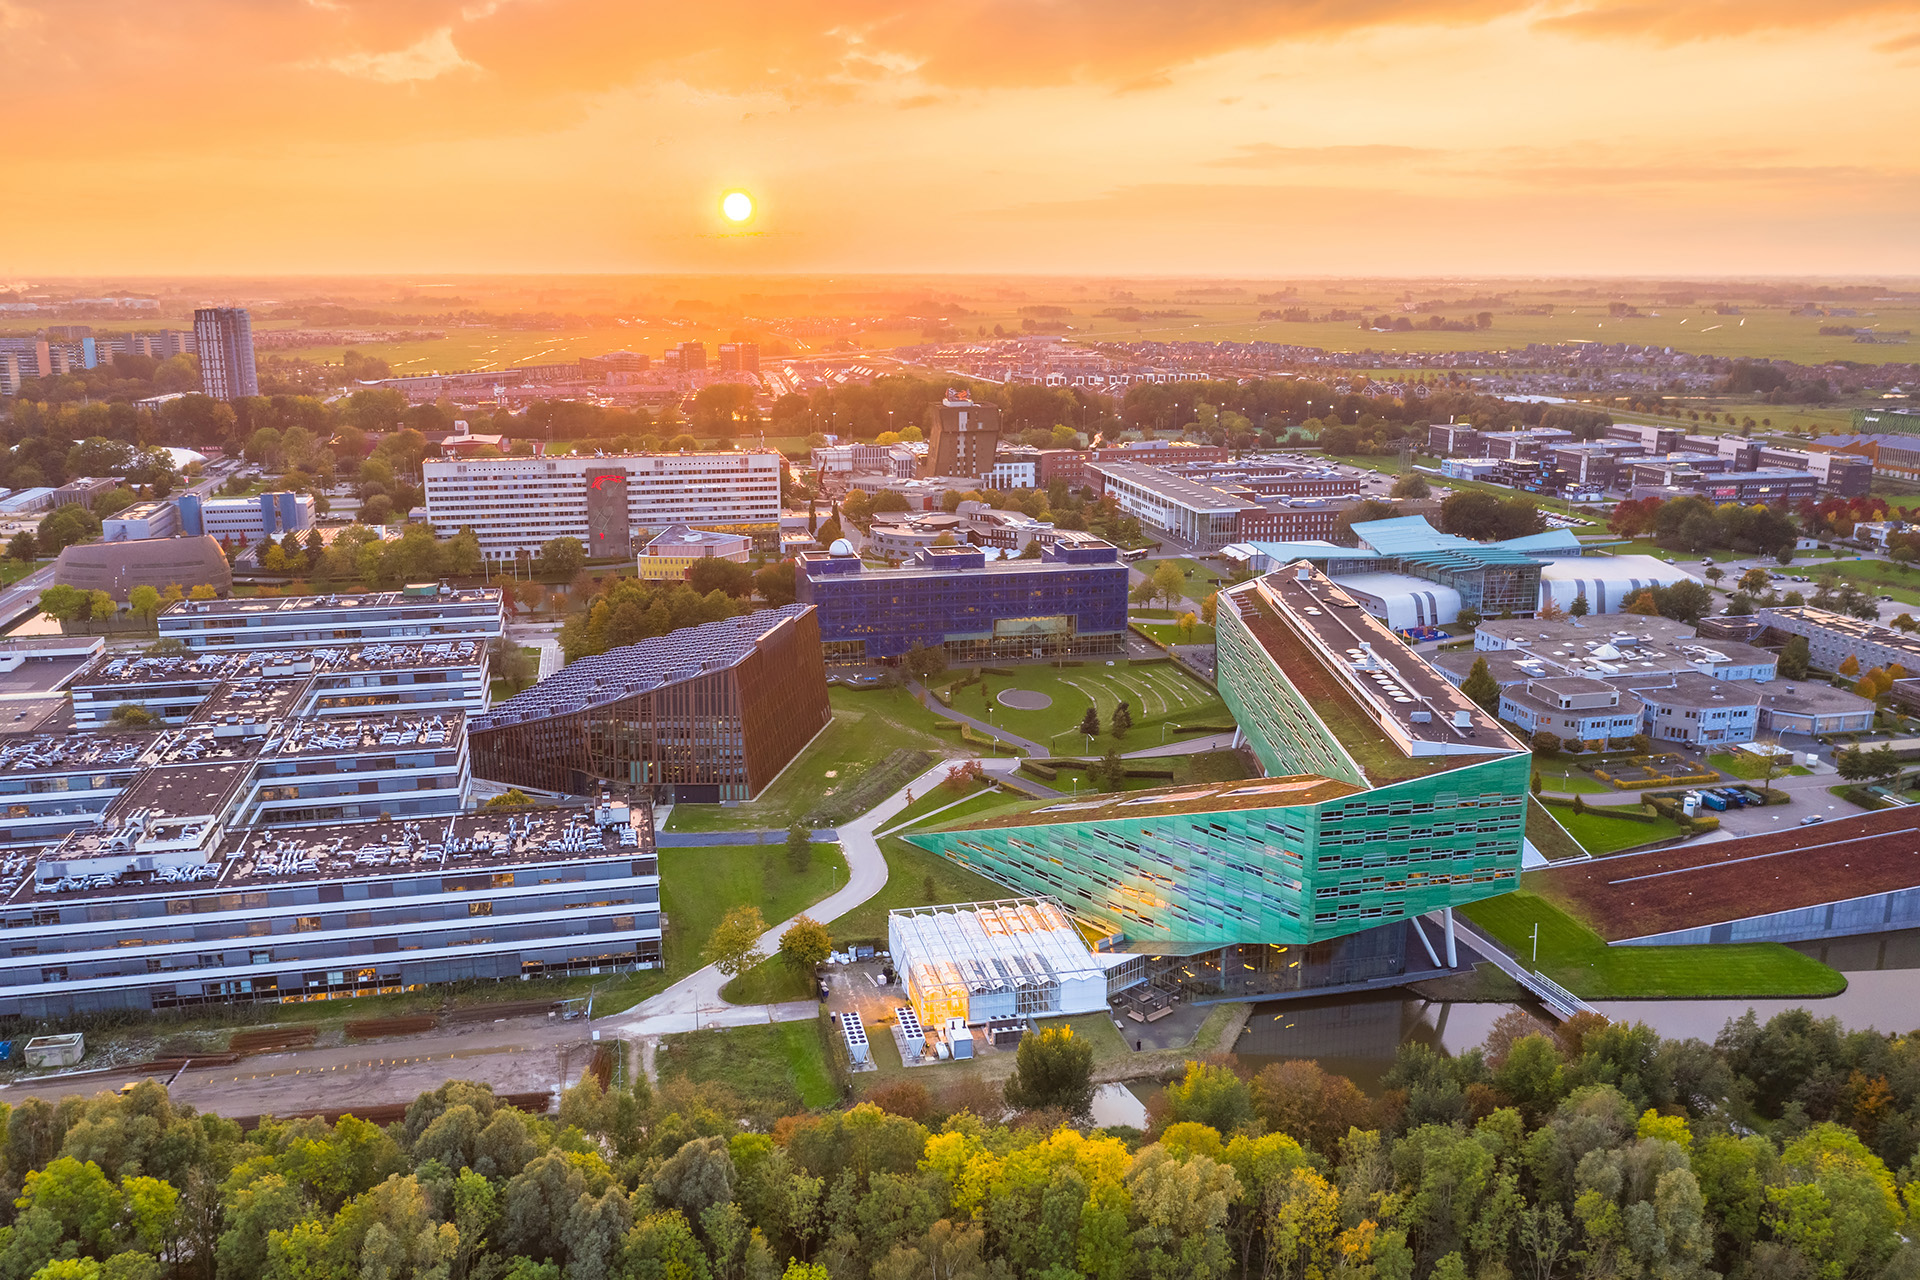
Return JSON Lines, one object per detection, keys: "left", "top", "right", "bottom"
{"left": 796, "top": 539, "right": 1127, "bottom": 663}
{"left": 159, "top": 587, "right": 504, "bottom": 651}
{"left": 469, "top": 605, "right": 830, "bottom": 802}
{"left": 422, "top": 451, "right": 782, "bottom": 560}
{"left": 905, "top": 564, "right": 1530, "bottom": 1002}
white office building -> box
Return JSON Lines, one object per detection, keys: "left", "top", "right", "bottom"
{"left": 423, "top": 452, "right": 783, "bottom": 559}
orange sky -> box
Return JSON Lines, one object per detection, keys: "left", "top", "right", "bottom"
{"left": 3, "top": 0, "right": 1917, "bottom": 276}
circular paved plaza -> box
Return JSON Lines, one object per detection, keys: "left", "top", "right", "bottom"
{"left": 996, "top": 689, "right": 1053, "bottom": 710}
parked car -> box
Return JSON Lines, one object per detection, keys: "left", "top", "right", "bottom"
{"left": 1799, "top": 815, "right": 1826, "bottom": 826}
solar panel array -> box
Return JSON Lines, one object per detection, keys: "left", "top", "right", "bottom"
{"left": 473, "top": 604, "right": 809, "bottom": 730}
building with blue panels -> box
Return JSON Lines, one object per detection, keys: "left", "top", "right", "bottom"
{"left": 795, "top": 539, "right": 1128, "bottom": 663}
{"left": 176, "top": 491, "right": 315, "bottom": 543}
{"left": 904, "top": 563, "right": 1531, "bottom": 1003}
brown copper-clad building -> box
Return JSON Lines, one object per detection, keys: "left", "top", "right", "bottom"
{"left": 54, "top": 534, "right": 232, "bottom": 600}
{"left": 469, "top": 604, "right": 830, "bottom": 802}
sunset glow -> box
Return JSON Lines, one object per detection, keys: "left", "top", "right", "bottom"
{"left": 0, "top": 1, "right": 1915, "bottom": 274}
{"left": 722, "top": 192, "right": 755, "bottom": 224}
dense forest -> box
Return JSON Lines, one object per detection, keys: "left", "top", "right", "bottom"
{"left": 0, "top": 1007, "right": 1913, "bottom": 1280}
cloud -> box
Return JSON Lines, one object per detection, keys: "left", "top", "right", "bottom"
{"left": 1205, "top": 143, "right": 1438, "bottom": 168}
{"left": 1535, "top": 0, "right": 1920, "bottom": 43}
{"left": 320, "top": 26, "right": 477, "bottom": 83}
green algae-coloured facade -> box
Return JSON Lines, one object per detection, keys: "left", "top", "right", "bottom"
{"left": 905, "top": 568, "right": 1530, "bottom": 954}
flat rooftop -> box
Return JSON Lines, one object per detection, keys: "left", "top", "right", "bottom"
{"left": 0, "top": 732, "right": 154, "bottom": 776}
{"left": 1089, "top": 462, "right": 1260, "bottom": 512}
{"left": 264, "top": 713, "right": 463, "bottom": 759}
{"left": 161, "top": 588, "right": 502, "bottom": 622}
{"left": 1534, "top": 807, "right": 1920, "bottom": 941}
{"left": 9, "top": 805, "right": 652, "bottom": 905}
{"left": 1234, "top": 569, "right": 1525, "bottom": 780}
{"left": 73, "top": 641, "right": 485, "bottom": 690}
{"left": 1762, "top": 606, "right": 1920, "bottom": 660}
{"left": 1621, "top": 670, "right": 1763, "bottom": 710}
{"left": 930, "top": 774, "right": 1360, "bottom": 832}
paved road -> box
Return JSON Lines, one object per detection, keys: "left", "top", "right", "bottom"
{"left": 0, "top": 564, "right": 57, "bottom": 631}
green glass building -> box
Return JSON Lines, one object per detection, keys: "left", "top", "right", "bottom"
{"left": 904, "top": 564, "right": 1530, "bottom": 998}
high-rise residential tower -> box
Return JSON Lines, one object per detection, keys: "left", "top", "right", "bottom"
{"left": 193, "top": 307, "right": 259, "bottom": 400}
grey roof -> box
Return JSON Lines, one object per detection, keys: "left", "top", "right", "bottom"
{"left": 473, "top": 604, "right": 811, "bottom": 730}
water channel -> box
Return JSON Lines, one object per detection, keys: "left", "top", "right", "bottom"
{"left": 1235, "top": 928, "right": 1920, "bottom": 1089}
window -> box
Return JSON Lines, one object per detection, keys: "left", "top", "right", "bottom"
{"left": 469, "top": 902, "right": 493, "bottom": 917}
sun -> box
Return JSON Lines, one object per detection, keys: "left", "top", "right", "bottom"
{"left": 721, "top": 191, "right": 753, "bottom": 223}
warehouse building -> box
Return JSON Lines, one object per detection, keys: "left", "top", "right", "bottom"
{"left": 796, "top": 538, "right": 1127, "bottom": 663}
{"left": 470, "top": 605, "right": 830, "bottom": 802}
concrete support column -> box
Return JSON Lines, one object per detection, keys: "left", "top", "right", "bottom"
{"left": 1443, "top": 907, "right": 1458, "bottom": 968}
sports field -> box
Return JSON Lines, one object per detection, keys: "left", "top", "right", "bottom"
{"left": 940, "top": 658, "right": 1229, "bottom": 751}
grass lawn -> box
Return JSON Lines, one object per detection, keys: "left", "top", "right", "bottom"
{"left": 0, "top": 559, "right": 49, "bottom": 586}
{"left": 1461, "top": 886, "right": 1845, "bottom": 999}
{"left": 1135, "top": 620, "right": 1217, "bottom": 646}
{"left": 890, "top": 789, "right": 1013, "bottom": 830}
{"left": 876, "top": 779, "right": 992, "bottom": 832}
{"left": 1604, "top": 539, "right": 1736, "bottom": 563}
{"left": 1816, "top": 558, "right": 1920, "bottom": 607}
{"left": 1042, "top": 748, "right": 1256, "bottom": 795}
{"left": 721, "top": 957, "right": 815, "bottom": 1005}
{"left": 666, "top": 686, "right": 962, "bottom": 833}
{"left": 834, "top": 835, "right": 1010, "bottom": 945}
{"left": 1530, "top": 764, "right": 1613, "bottom": 794}
{"left": 656, "top": 1020, "right": 840, "bottom": 1116}
{"left": 1708, "top": 752, "right": 1810, "bottom": 781}
{"left": 1153, "top": 557, "right": 1229, "bottom": 603}
{"left": 941, "top": 659, "right": 1228, "bottom": 751}
{"left": 660, "top": 842, "right": 846, "bottom": 977}
{"left": 1550, "top": 804, "right": 1686, "bottom": 855}
{"left": 1525, "top": 799, "right": 1586, "bottom": 862}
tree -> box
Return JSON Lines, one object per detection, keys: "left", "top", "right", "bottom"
{"left": 1705, "top": 566, "right": 1724, "bottom": 586}
{"left": 1163, "top": 1060, "right": 1255, "bottom": 1133}
{"left": 1779, "top": 635, "right": 1810, "bottom": 680}
{"left": 786, "top": 823, "right": 813, "bottom": 873}
{"left": 1150, "top": 560, "right": 1187, "bottom": 607}
{"left": 1078, "top": 706, "right": 1100, "bottom": 738}
{"left": 1626, "top": 589, "right": 1662, "bottom": 616}
{"left": 778, "top": 917, "right": 831, "bottom": 973}
{"left": 1838, "top": 653, "right": 1860, "bottom": 678}
{"left": 754, "top": 561, "right": 797, "bottom": 607}
{"left": 1532, "top": 730, "right": 1562, "bottom": 757}
{"left": 1391, "top": 472, "right": 1431, "bottom": 499}
{"left": 109, "top": 704, "right": 156, "bottom": 728}
{"left": 688, "top": 557, "right": 755, "bottom": 598}
{"left": 1536, "top": 596, "right": 1566, "bottom": 623}
{"left": 1176, "top": 611, "right": 1197, "bottom": 642}
{"left": 1201, "top": 592, "right": 1218, "bottom": 625}
{"left": 1461, "top": 656, "right": 1501, "bottom": 711}
{"left": 536, "top": 536, "right": 585, "bottom": 579}
{"left": 38, "top": 584, "right": 85, "bottom": 624}
{"left": 1569, "top": 593, "right": 1589, "bottom": 618}
{"left": 7, "top": 530, "right": 36, "bottom": 561}
{"left": 483, "top": 789, "right": 536, "bottom": 809}
{"left": 704, "top": 906, "right": 767, "bottom": 978}
{"left": 1454, "top": 607, "right": 1482, "bottom": 631}
{"left": 1739, "top": 568, "right": 1772, "bottom": 595}
{"left": 814, "top": 515, "right": 844, "bottom": 550}
{"left": 903, "top": 644, "right": 948, "bottom": 684}
{"left": 188, "top": 584, "right": 217, "bottom": 600}
{"left": 38, "top": 505, "right": 102, "bottom": 554}
{"left": 1002, "top": 1024, "right": 1094, "bottom": 1117}
{"left": 1110, "top": 700, "right": 1133, "bottom": 738}
{"left": 86, "top": 591, "right": 116, "bottom": 628}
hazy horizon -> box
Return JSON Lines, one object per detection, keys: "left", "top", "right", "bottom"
{"left": 3, "top": 1, "right": 1916, "bottom": 277}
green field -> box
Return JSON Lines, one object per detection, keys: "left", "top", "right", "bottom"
{"left": 1708, "top": 752, "right": 1811, "bottom": 781}
{"left": 876, "top": 778, "right": 994, "bottom": 832}
{"left": 665, "top": 685, "right": 967, "bottom": 833}
{"left": 0, "top": 560, "right": 49, "bottom": 586}
{"left": 656, "top": 1020, "right": 840, "bottom": 1117}
{"left": 1604, "top": 539, "right": 1739, "bottom": 564}
{"left": 1461, "top": 886, "right": 1845, "bottom": 999}
{"left": 941, "top": 659, "right": 1228, "bottom": 751}
{"left": 833, "top": 835, "right": 1010, "bottom": 945}
{"left": 1038, "top": 748, "right": 1255, "bottom": 796}
{"left": 1143, "top": 556, "right": 1229, "bottom": 605}
{"left": 660, "top": 842, "right": 846, "bottom": 979}
{"left": 1816, "top": 559, "right": 1920, "bottom": 607}
{"left": 1530, "top": 764, "right": 1613, "bottom": 794}
{"left": 1549, "top": 804, "right": 1686, "bottom": 855}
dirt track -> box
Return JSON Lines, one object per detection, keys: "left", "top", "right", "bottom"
{"left": 0, "top": 1013, "right": 607, "bottom": 1119}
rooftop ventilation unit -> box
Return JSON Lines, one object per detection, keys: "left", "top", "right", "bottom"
{"left": 1452, "top": 710, "right": 1472, "bottom": 728}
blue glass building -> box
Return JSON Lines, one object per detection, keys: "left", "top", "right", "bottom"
{"left": 795, "top": 540, "right": 1128, "bottom": 663}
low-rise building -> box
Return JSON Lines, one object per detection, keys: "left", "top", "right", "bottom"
{"left": 638, "top": 524, "right": 752, "bottom": 580}
{"left": 176, "top": 491, "right": 316, "bottom": 544}
{"left": 53, "top": 535, "right": 231, "bottom": 601}
{"left": 1758, "top": 606, "right": 1920, "bottom": 675}
{"left": 1471, "top": 616, "right": 1778, "bottom": 682}
{"left": 1498, "top": 677, "right": 1646, "bottom": 745}
{"left": 160, "top": 587, "right": 504, "bottom": 651}
{"left": 1088, "top": 461, "right": 1257, "bottom": 551}
{"left": 1624, "top": 672, "right": 1761, "bottom": 746}
{"left": 102, "top": 501, "right": 180, "bottom": 541}
{"left": 1757, "top": 681, "right": 1876, "bottom": 737}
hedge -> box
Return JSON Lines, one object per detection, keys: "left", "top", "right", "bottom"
{"left": 1020, "top": 761, "right": 1059, "bottom": 781}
